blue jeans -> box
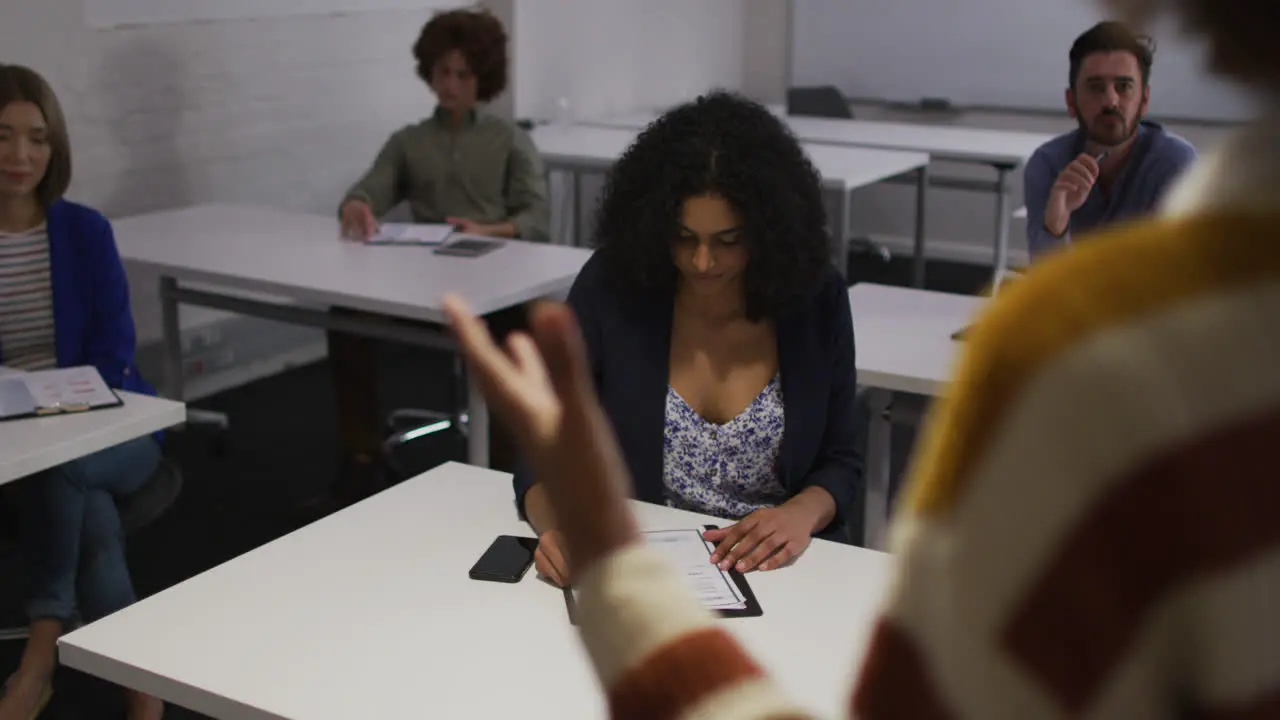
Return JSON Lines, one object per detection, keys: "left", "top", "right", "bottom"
{"left": 19, "top": 436, "right": 161, "bottom": 623}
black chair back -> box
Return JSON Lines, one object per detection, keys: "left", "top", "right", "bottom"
{"left": 787, "top": 86, "right": 854, "bottom": 119}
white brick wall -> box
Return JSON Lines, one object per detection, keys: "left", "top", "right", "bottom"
{"left": 5, "top": 1, "right": 436, "bottom": 348}
{"left": 511, "top": 0, "right": 749, "bottom": 122}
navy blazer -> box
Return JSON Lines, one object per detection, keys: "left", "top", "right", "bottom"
{"left": 513, "top": 251, "right": 864, "bottom": 538}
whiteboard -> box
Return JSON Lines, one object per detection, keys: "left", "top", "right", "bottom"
{"left": 86, "top": 0, "right": 461, "bottom": 28}
{"left": 790, "top": 0, "right": 1255, "bottom": 123}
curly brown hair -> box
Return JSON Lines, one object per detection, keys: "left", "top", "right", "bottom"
{"left": 412, "top": 7, "right": 509, "bottom": 102}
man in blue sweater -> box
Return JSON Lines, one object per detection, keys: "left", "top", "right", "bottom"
{"left": 1024, "top": 21, "right": 1197, "bottom": 260}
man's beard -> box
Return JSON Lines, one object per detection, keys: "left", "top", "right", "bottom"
{"left": 1080, "top": 108, "right": 1140, "bottom": 148}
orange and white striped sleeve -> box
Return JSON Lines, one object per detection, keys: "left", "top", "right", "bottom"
{"left": 854, "top": 215, "right": 1280, "bottom": 719}
{"left": 574, "top": 543, "right": 814, "bottom": 720}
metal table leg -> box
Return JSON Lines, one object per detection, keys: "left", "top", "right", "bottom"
{"left": 466, "top": 369, "right": 490, "bottom": 468}
{"left": 911, "top": 165, "right": 930, "bottom": 288}
{"left": 159, "top": 276, "right": 183, "bottom": 402}
{"left": 570, "top": 169, "right": 584, "bottom": 247}
{"left": 863, "top": 387, "right": 893, "bottom": 551}
{"left": 835, "top": 184, "right": 851, "bottom": 280}
{"left": 160, "top": 276, "right": 230, "bottom": 431}
{"left": 991, "top": 164, "right": 1014, "bottom": 284}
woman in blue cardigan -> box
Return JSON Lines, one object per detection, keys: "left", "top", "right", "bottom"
{"left": 513, "top": 92, "right": 864, "bottom": 587}
{"left": 0, "top": 65, "right": 164, "bottom": 720}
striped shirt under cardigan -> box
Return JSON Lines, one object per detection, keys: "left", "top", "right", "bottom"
{"left": 0, "top": 224, "right": 56, "bottom": 370}
{"left": 568, "top": 109, "right": 1280, "bottom": 719}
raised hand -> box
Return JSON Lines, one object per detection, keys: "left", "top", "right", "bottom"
{"left": 443, "top": 296, "right": 639, "bottom": 579}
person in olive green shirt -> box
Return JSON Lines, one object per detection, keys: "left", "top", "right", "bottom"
{"left": 313, "top": 7, "right": 549, "bottom": 517}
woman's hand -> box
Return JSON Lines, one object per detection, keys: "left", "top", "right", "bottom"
{"left": 704, "top": 488, "right": 834, "bottom": 572}
{"left": 535, "top": 529, "right": 571, "bottom": 587}
{"left": 704, "top": 507, "right": 813, "bottom": 572}
{"left": 443, "top": 296, "right": 640, "bottom": 579}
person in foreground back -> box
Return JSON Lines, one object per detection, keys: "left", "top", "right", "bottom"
{"left": 443, "top": 0, "right": 1280, "bottom": 715}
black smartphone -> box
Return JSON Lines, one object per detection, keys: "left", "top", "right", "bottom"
{"left": 433, "top": 237, "right": 504, "bottom": 257}
{"left": 469, "top": 535, "right": 538, "bottom": 583}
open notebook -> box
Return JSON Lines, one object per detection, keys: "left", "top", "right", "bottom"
{"left": 0, "top": 366, "right": 122, "bottom": 421}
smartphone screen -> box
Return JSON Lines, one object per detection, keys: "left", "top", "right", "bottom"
{"left": 469, "top": 535, "right": 538, "bottom": 583}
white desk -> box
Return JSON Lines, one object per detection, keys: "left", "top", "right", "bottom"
{"left": 587, "top": 112, "right": 1053, "bottom": 285}
{"left": 0, "top": 392, "right": 186, "bottom": 486}
{"left": 848, "top": 284, "right": 985, "bottom": 549}
{"left": 529, "top": 124, "right": 929, "bottom": 276}
{"left": 60, "top": 462, "right": 892, "bottom": 719}
{"left": 113, "top": 204, "right": 594, "bottom": 467}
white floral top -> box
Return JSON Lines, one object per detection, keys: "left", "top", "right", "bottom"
{"left": 662, "top": 374, "right": 788, "bottom": 519}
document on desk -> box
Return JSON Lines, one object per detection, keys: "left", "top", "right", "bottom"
{"left": 564, "top": 528, "right": 757, "bottom": 624}
{"left": 367, "top": 222, "right": 454, "bottom": 246}
{"left": 642, "top": 529, "right": 747, "bottom": 610}
{"left": 0, "top": 366, "right": 121, "bottom": 420}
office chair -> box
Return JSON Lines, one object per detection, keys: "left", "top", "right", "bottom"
{"left": 786, "top": 85, "right": 855, "bottom": 119}
{"left": 382, "top": 353, "right": 469, "bottom": 478}
{"left": 0, "top": 459, "right": 184, "bottom": 641}
{"left": 786, "top": 87, "right": 894, "bottom": 284}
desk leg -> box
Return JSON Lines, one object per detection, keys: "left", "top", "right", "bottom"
{"left": 911, "top": 165, "right": 930, "bottom": 288}
{"left": 835, "top": 185, "right": 851, "bottom": 280}
{"left": 466, "top": 371, "right": 490, "bottom": 468}
{"left": 863, "top": 387, "right": 893, "bottom": 551}
{"left": 570, "top": 170, "right": 584, "bottom": 247}
{"left": 991, "top": 164, "right": 1013, "bottom": 284}
{"left": 159, "top": 276, "right": 184, "bottom": 401}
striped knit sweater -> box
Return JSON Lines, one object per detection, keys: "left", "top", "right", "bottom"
{"left": 0, "top": 224, "right": 56, "bottom": 370}
{"left": 571, "top": 111, "right": 1280, "bottom": 719}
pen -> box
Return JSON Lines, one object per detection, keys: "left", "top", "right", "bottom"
{"left": 1095, "top": 150, "right": 1111, "bottom": 163}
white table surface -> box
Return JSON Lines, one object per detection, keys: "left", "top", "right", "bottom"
{"left": 60, "top": 462, "right": 892, "bottom": 720}
{"left": 531, "top": 124, "right": 928, "bottom": 189}
{"left": 0, "top": 392, "right": 185, "bottom": 486}
{"left": 850, "top": 283, "right": 986, "bottom": 396}
{"left": 585, "top": 112, "right": 1051, "bottom": 166}
{"left": 112, "top": 204, "right": 594, "bottom": 323}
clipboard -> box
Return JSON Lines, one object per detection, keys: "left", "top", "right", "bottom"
{"left": 0, "top": 366, "right": 124, "bottom": 422}
{"left": 563, "top": 524, "right": 763, "bottom": 625}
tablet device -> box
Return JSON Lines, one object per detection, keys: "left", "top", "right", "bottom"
{"left": 433, "top": 237, "right": 505, "bottom": 258}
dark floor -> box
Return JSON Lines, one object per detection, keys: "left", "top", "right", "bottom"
{"left": 0, "top": 255, "right": 983, "bottom": 719}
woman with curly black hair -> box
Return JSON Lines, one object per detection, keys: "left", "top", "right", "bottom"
{"left": 512, "top": 92, "right": 863, "bottom": 586}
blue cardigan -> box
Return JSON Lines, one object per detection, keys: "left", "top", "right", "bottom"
{"left": 0, "top": 199, "right": 154, "bottom": 398}
{"left": 513, "top": 251, "right": 865, "bottom": 540}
